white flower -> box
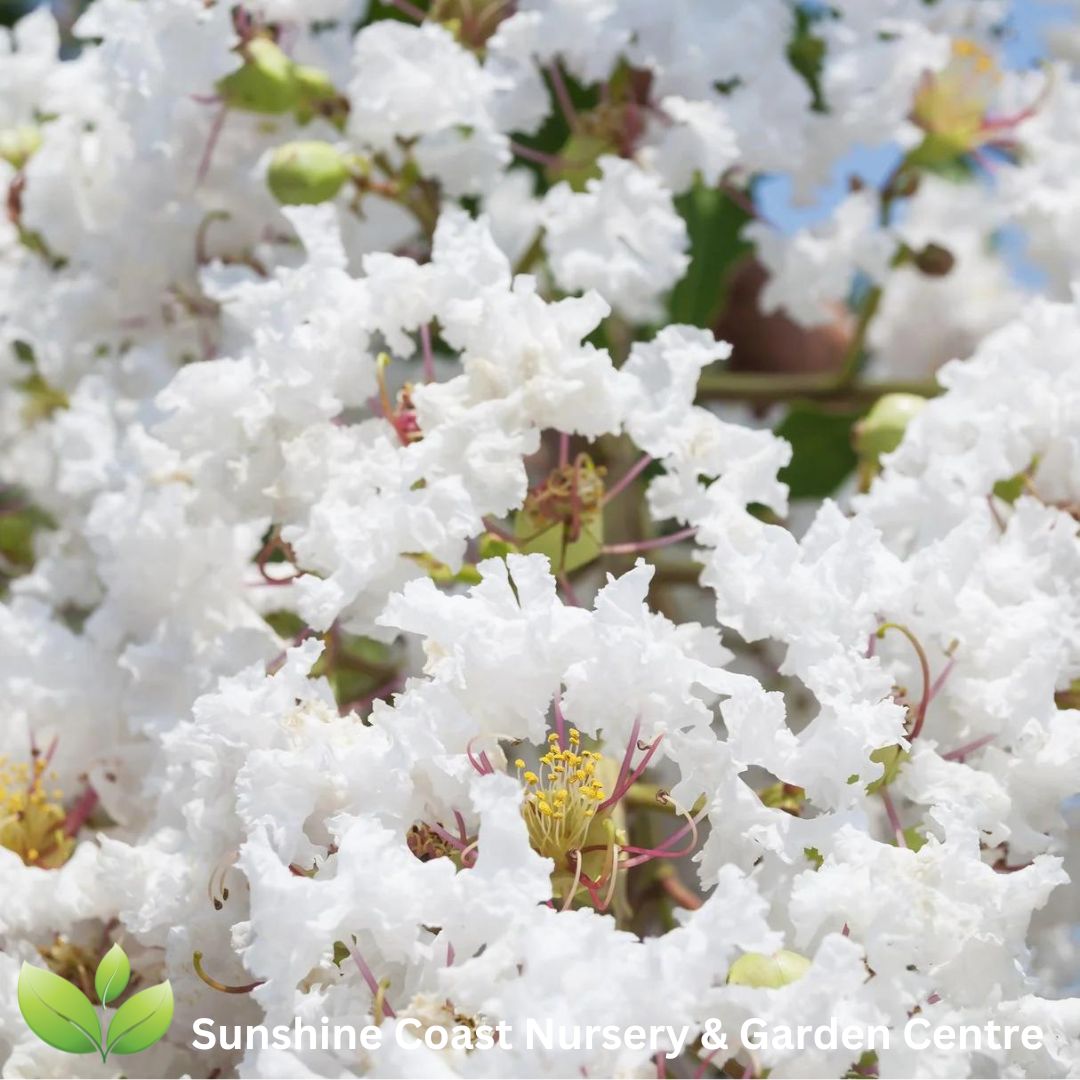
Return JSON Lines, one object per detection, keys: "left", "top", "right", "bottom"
{"left": 541, "top": 157, "right": 689, "bottom": 323}
{"left": 745, "top": 190, "right": 893, "bottom": 328}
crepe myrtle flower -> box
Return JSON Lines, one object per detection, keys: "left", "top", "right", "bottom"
{"left": 0, "top": 738, "right": 97, "bottom": 869}
{"left": 909, "top": 38, "right": 1048, "bottom": 170}
{"left": 421, "top": 718, "right": 702, "bottom": 913}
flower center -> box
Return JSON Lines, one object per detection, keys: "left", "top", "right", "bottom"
{"left": 514, "top": 454, "right": 606, "bottom": 573}
{"left": 0, "top": 752, "right": 74, "bottom": 868}
{"left": 516, "top": 729, "right": 608, "bottom": 862}
{"left": 913, "top": 39, "right": 999, "bottom": 146}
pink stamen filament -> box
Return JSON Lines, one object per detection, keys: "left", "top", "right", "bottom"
{"left": 880, "top": 787, "right": 907, "bottom": 848}
{"left": 419, "top": 323, "right": 436, "bottom": 383}
{"left": 547, "top": 62, "right": 580, "bottom": 130}
{"left": 558, "top": 572, "right": 582, "bottom": 607}
{"left": 428, "top": 823, "right": 477, "bottom": 868}
{"left": 603, "top": 716, "right": 642, "bottom": 812}
{"left": 619, "top": 809, "right": 701, "bottom": 869}
{"left": 602, "top": 454, "right": 653, "bottom": 506}
{"left": 465, "top": 736, "right": 497, "bottom": 776}
{"left": 428, "top": 822, "right": 467, "bottom": 851}
{"left": 386, "top": 0, "right": 426, "bottom": 21}
{"left": 196, "top": 104, "right": 229, "bottom": 186}
{"left": 510, "top": 141, "right": 563, "bottom": 169}
{"left": 349, "top": 947, "right": 397, "bottom": 1019}
{"left": 926, "top": 656, "right": 956, "bottom": 704}
{"left": 694, "top": 1048, "right": 723, "bottom": 1079}
{"left": 601, "top": 526, "right": 697, "bottom": 556}
{"left": 941, "top": 733, "right": 995, "bottom": 761}
{"left": 62, "top": 785, "right": 99, "bottom": 838}
{"left": 606, "top": 735, "right": 663, "bottom": 808}
{"left": 481, "top": 517, "right": 515, "bottom": 542}
{"left": 552, "top": 697, "right": 568, "bottom": 744}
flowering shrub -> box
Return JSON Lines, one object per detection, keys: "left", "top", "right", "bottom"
{"left": 1, "top": 1, "right": 1079, "bottom": 1077}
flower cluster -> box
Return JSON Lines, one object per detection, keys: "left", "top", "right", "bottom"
{"left": 0, "top": 2, "right": 1078, "bottom": 1078}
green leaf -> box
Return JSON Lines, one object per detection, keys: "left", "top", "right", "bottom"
{"left": 545, "top": 132, "right": 610, "bottom": 191}
{"left": 17, "top": 963, "right": 102, "bottom": 1056}
{"left": 787, "top": 6, "right": 828, "bottom": 112}
{"left": 992, "top": 472, "right": 1025, "bottom": 504}
{"left": 94, "top": 943, "right": 131, "bottom": 1006}
{"left": 776, "top": 403, "right": 860, "bottom": 499}
{"left": 865, "top": 743, "right": 910, "bottom": 795}
{"left": 515, "top": 507, "right": 604, "bottom": 574}
{"left": 105, "top": 980, "right": 174, "bottom": 1056}
{"left": 668, "top": 185, "right": 752, "bottom": 328}
{"left": 898, "top": 826, "right": 927, "bottom": 852}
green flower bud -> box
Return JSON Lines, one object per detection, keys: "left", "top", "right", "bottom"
{"left": 0, "top": 126, "right": 43, "bottom": 170}
{"left": 293, "top": 64, "right": 337, "bottom": 104}
{"left": 267, "top": 141, "right": 349, "bottom": 205}
{"left": 292, "top": 64, "right": 348, "bottom": 127}
{"left": 217, "top": 38, "right": 299, "bottom": 115}
{"left": 853, "top": 393, "right": 927, "bottom": 461}
{"left": 727, "top": 950, "right": 812, "bottom": 989}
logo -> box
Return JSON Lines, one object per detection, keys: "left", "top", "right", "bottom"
{"left": 18, "top": 943, "right": 173, "bottom": 1062}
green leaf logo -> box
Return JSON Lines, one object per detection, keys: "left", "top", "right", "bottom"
{"left": 17, "top": 963, "right": 102, "bottom": 1056}
{"left": 18, "top": 946, "right": 173, "bottom": 1062}
{"left": 94, "top": 942, "right": 130, "bottom": 1006}
{"left": 105, "top": 981, "right": 174, "bottom": 1056}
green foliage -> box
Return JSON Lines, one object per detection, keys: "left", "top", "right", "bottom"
{"left": 895, "top": 826, "right": 927, "bottom": 852}
{"left": 263, "top": 609, "right": 307, "bottom": 640}
{"left": 514, "top": 505, "right": 604, "bottom": 575}
{"left": 668, "top": 185, "right": 752, "bottom": 329}
{"left": 906, "top": 133, "right": 977, "bottom": 178}
{"left": 776, "top": 403, "right": 860, "bottom": 499}
{"left": 0, "top": 2, "right": 36, "bottom": 29}
{"left": 992, "top": 457, "right": 1038, "bottom": 504}
{"left": 0, "top": 501, "right": 52, "bottom": 572}
{"left": 313, "top": 631, "right": 398, "bottom": 711}
{"left": 865, "top": 743, "right": 909, "bottom": 794}
{"left": 545, "top": 132, "right": 610, "bottom": 191}
{"left": 787, "top": 5, "right": 829, "bottom": 113}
